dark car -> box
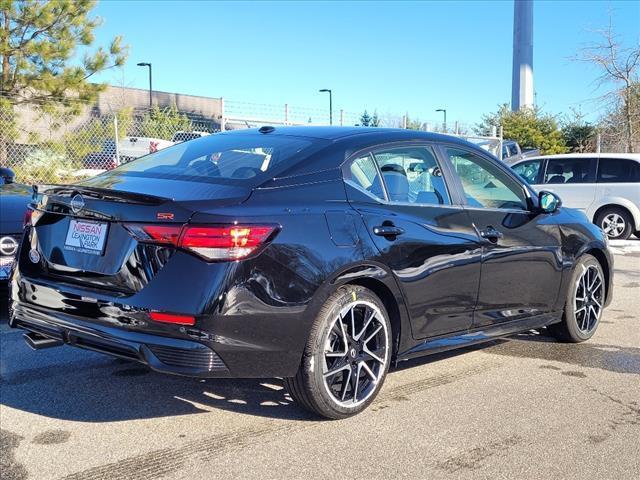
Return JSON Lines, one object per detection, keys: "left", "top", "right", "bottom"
{"left": 0, "top": 168, "right": 30, "bottom": 287}
{"left": 9, "top": 127, "right": 613, "bottom": 419}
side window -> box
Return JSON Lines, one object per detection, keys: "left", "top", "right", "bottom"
{"left": 513, "top": 160, "right": 542, "bottom": 184}
{"left": 346, "top": 154, "right": 385, "bottom": 200}
{"left": 597, "top": 158, "right": 640, "bottom": 183}
{"left": 544, "top": 158, "right": 595, "bottom": 184}
{"left": 446, "top": 148, "right": 528, "bottom": 210}
{"left": 371, "top": 146, "right": 450, "bottom": 205}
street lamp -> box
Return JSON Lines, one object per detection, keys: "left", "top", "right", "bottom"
{"left": 137, "top": 62, "right": 153, "bottom": 109}
{"left": 319, "top": 89, "right": 333, "bottom": 125}
{"left": 436, "top": 108, "right": 447, "bottom": 133}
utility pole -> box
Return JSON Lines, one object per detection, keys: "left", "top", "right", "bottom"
{"left": 137, "top": 62, "right": 153, "bottom": 109}
{"left": 319, "top": 89, "right": 333, "bottom": 125}
{"left": 511, "top": 0, "right": 534, "bottom": 111}
{"left": 436, "top": 109, "right": 447, "bottom": 133}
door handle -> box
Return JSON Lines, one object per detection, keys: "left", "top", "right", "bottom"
{"left": 373, "top": 225, "right": 405, "bottom": 238}
{"left": 479, "top": 226, "right": 503, "bottom": 242}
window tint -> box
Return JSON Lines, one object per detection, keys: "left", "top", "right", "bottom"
{"left": 372, "top": 146, "right": 450, "bottom": 205}
{"left": 544, "top": 158, "right": 595, "bottom": 184}
{"left": 597, "top": 158, "right": 640, "bottom": 183}
{"left": 346, "top": 154, "right": 384, "bottom": 200}
{"left": 513, "top": 160, "right": 542, "bottom": 184}
{"left": 446, "top": 148, "right": 528, "bottom": 210}
{"left": 103, "top": 134, "right": 322, "bottom": 185}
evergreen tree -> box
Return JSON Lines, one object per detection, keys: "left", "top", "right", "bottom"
{"left": 0, "top": 0, "right": 128, "bottom": 160}
{"left": 360, "top": 110, "right": 372, "bottom": 127}
{"left": 476, "top": 104, "right": 567, "bottom": 155}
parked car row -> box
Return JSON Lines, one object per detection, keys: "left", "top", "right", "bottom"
{"left": 512, "top": 153, "right": 640, "bottom": 240}
{"left": 0, "top": 168, "right": 31, "bottom": 287}
{"left": 6, "top": 127, "right": 613, "bottom": 419}
{"left": 501, "top": 140, "right": 540, "bottom": 164}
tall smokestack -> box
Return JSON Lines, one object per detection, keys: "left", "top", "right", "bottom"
{"left": 511, "top": 0, "right": 534, "bottom": 111}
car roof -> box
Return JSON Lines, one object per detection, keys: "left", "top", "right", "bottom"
{"left": 219, "top": 125, "right": 475, "bottom": 146}
{"left": 513, "top": 153, "right": 640, "bottom": 164}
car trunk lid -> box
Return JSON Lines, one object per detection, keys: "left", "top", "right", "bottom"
{"left": 22, "top": 179, "right": 251, "bottom": 293}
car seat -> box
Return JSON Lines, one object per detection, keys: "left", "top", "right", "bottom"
{"left": 566, "top": 164, "right": 584, "bottom": 183}
{"left": 415, "top": 167, "right": 447, "bottom": 204}
{"left": 370, "top": 164, "right": 410, "bottom": 202}
{"left": 546, "top": 164, "right": 566, "bottom": 184}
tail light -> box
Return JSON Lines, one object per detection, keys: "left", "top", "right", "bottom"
{"left": 149, "top": 311, "right": 195, "bottom": 326}
{"left": 124, "top": 223, "right": 278, "bottom": 261}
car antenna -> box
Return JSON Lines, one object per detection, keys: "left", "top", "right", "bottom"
{"left": 259, "top": 126, "right": 275, "bottom": 134}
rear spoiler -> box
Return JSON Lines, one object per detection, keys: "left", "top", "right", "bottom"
{"left": 33, "top": 184, "right": 172, "bottom": 205}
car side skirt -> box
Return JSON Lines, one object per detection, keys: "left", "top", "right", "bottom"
{"left": 396, "top": 312, "right": 562, "bottom": 362}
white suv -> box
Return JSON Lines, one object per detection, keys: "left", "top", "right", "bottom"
{"left": 512, "top": 153, "right": 640, "bottom": 240}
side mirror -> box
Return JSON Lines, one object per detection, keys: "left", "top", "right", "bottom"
{"left": 0, "top": 167, "right": 16, "bottom": 185}
{"left": 538, "top": 190, "right": 561, "bottom": 213}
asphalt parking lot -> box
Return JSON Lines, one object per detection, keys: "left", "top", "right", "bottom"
{"left": 1, "top": 241, "right": 638, "bottom": 480}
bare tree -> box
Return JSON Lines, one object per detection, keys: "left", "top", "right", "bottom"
{"left": 576, "top": 16, "right": 640, "bottom": 152}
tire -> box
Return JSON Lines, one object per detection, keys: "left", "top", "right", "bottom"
{"left": 595, "top": 207, "right": 633, "bottom": 240}
{"left": 548, "top": 254, "right": 605, "bottom": 343}
{"left": 285, "top": 285, "right": 392, "bottom": 419}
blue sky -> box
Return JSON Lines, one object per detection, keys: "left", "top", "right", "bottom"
{"left": 90, "top": 0, "right": 640, "bottom": 125}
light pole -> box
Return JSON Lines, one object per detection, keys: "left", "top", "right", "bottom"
{"left": 319, "top": 89, "right": 332, "bottom": 125}
{"left": 436, "top": 108, "right": 447, "bottom": 133}
{"left": 137, "top": 62, "right": 153, "bottom": 109}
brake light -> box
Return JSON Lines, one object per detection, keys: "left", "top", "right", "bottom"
{"left": 149, "top": 311, "right": 195, "bottom": 326}
{"left": 181, "top": 225, "right": 275, "bottom": 260}
{"left": 123, "top": 223, "right": 277, "bottom": 261}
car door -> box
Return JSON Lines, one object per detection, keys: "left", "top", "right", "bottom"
{"left": 440, "top": 146, "right": 563, "bottom": 328}
{"left": 595, "top": 157, "right": 640, "bottom": 210}
{"left": 539, "top": 156, "right": 597, "bottom": 213}
{"left": 343, "top": 144, "right": 481, "bottom": 339}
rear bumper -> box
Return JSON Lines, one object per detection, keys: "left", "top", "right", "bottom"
{"left": 10, "top": 302, "right": 232, "bottom": 377}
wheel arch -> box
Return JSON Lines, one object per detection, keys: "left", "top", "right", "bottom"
{"left": 583, "top": 247, "right": 613, "bottom": 306}
{"left": 321, "top": 262, "right": 412, "bottom": 363}
{"left": 344, "top": 276, "right": 403, "bottom": 358}
{"left": 590, "top": 200, "right": 639, "bottom": 232}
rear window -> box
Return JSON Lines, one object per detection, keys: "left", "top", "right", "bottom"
{"left": 94, "top": 134, "right": 323, "bottom": 185}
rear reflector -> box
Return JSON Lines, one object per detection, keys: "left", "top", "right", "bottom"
{"left": 124, "top": 223, "right": 277, "bottom": 261}
{"left": 23, "top": 208, "right": 33, "bottom": 228}
{"left": 149, "top": 312, "right": 196, "bottom": 326}
{"left": 124, "top": 224, "right": 182, "bottom": 245}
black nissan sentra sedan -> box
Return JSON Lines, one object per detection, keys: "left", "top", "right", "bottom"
{"left": 9, "top": 127, "right": 613, "bottom": 419}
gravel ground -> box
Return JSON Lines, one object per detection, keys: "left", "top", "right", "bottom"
{"left": 1, "top": 240, "right": 638, "bottom": 480}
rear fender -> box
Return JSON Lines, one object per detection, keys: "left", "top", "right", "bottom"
{"left": 308, "top": 261, "right": 413, "bottom": 361}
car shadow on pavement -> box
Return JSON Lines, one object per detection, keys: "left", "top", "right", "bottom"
{"left": 484, "top": 329, "right": 640, "bottom": 375}
{"left": 1, "top": 352, "right": 321, "bottom": 422}
{"left": 0, "top": 321, "right": 502, "bottom": 424}
{"left": 3, "top": 320, "right": 637, "bottom": 422}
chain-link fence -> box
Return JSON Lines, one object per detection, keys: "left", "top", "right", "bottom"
{"left": 0, "top": 93, "right": 479, "bottom": 185}
{"left": 0, "top": 96, "right": 220, "bottom": 185}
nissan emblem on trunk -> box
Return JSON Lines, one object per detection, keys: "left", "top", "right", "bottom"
{"left": 70, "top": 194, "right": 85, "bottom": 214}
